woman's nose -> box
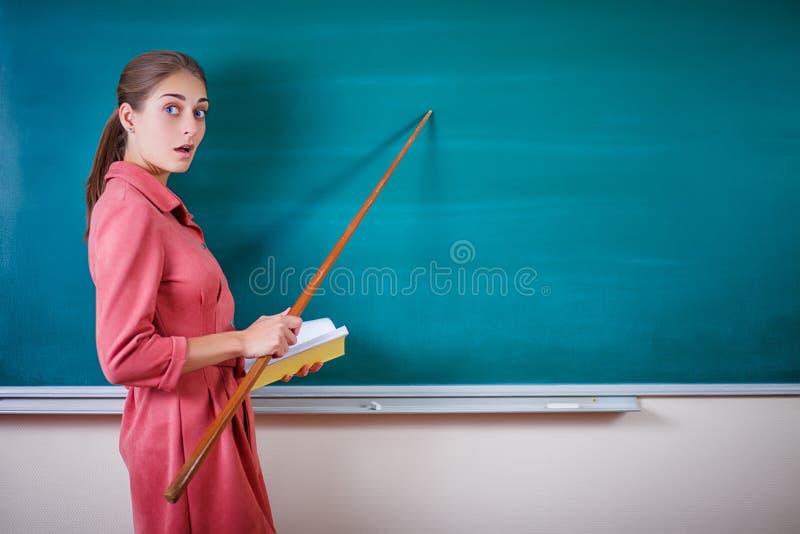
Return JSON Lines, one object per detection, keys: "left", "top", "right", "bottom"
{"left": 183, "top": 117, "right": 196, "bottom": 136}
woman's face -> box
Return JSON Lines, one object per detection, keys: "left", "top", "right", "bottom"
{"left": 121, "top": 70, "right": 209, "bottom": 182}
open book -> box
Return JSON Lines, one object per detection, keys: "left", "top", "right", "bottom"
{"left": 247, "top": 318, "right": 348, "bottom": 390}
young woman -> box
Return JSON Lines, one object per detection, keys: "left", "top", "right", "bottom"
{"left": 85, "top": 50, "right": 321, "bottom": 534}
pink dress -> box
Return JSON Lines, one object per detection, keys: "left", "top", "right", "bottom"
{"left": 88, "top": 161, "right": 275, "bottom": 534}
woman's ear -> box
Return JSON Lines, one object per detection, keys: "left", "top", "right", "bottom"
{"left": 118, "top": 103, "right": 135, "bottom": 133}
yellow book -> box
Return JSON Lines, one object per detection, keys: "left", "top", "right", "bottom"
{"left": 249, "top": 318, "right": 348, "bottom": 390}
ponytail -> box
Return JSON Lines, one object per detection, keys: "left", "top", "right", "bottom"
{"left": 84, "top": 109, "right": 126, "bottom": 240}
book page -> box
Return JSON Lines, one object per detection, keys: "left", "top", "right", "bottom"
{"left": 294, "top": 318, "right": 335, "bottom": 344}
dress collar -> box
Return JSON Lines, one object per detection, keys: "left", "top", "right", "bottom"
{"left": 104, "top": 161, "right": 194, "bottom": 222}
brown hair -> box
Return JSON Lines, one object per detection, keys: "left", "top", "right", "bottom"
{"left": 84, "top": 50, "right": 206, "bottom": 239}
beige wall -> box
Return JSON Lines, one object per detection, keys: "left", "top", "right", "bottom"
{"left": 1, "top": 397, "right": 799, "bottom": 534}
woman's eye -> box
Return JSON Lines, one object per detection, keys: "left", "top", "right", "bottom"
{"left": 165, "top": 105, "right": 179, "bottom": 115}
{"left": 194, "top": 109, "right": 207, "bottom": 119}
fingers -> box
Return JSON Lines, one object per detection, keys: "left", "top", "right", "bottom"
{"left": 285, "top": 328, "right": 297, "bottom": 347}
{"left": 248, "top": 312, "right": 302, "bottom": 358}
{"left": 284, "top": 314, "right": 302, "bottom": 331}
{"left": 277, "top": 312, "right": 302, "bottom": 338}
{"left": 282, "top": 362, "right": 323, "bottom": 382}
{"left": 271, "top": 336, "right": 289, "bottom": 358}
{"left": 254, "top": 311, "right": 301, "bottom": 331}
{"left": 280, "top": 363, "right": 310, "bottom": 382}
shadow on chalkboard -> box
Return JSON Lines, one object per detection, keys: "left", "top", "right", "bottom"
{"left": 259, "top": 111, "right": 432, "bottom": 245}
{"left": 213, "top": 104, "right": 431, "bottom": 268}
{"left": 422, "top": 111, "right": 440, "bottom": 203}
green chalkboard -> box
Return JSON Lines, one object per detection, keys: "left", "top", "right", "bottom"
{"left": 2, "top": 1, "right": 798, "bottom": 387}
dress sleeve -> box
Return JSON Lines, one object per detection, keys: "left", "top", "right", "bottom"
{"left": 88, "top": 196, "right": 187, "bottom": 391}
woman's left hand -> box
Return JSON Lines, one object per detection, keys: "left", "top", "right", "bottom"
{"left": 282, "top": 362, "right": 324, "bottom": 382}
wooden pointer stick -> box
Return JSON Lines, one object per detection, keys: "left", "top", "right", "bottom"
{"left": 164, "top": 110, "right": 433, "bottom": 503}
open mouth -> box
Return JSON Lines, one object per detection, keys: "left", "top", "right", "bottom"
{"left": 175, "top": 144, "right": 193, "bottom": 154}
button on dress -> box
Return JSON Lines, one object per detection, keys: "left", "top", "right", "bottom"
{"left": 88, "top": 161, "right": 275, "bottom": 534}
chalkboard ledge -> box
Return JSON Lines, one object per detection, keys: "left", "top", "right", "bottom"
{"left": 0, "top": 384, "right": 798, "bottom": 414}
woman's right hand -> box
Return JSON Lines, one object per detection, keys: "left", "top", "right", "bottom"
{"left": 240, "top": 308, "right": 302, "bottom": 359}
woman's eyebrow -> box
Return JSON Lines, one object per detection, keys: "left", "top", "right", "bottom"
{"left": 159, "top": 93, "right": 209, "bottom": 104}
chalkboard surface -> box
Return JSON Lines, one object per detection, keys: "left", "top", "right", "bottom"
{"left": 2, "top": 1, "right": 798, "bottom": 387}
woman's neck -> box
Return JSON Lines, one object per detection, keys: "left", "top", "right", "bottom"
{"left": 122, "top": 151, "right": 170, "bottom": 185}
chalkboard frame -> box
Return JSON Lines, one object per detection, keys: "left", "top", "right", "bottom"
{"left": 0, "top": 384, "right": 797, "bottom": 414}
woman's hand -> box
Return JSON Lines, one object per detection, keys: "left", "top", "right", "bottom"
{"left": 282, "top": 362, "right": 324, "bottom": 382}
{"left": 240, "top": 308, "right": 302, "bottom": 359}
